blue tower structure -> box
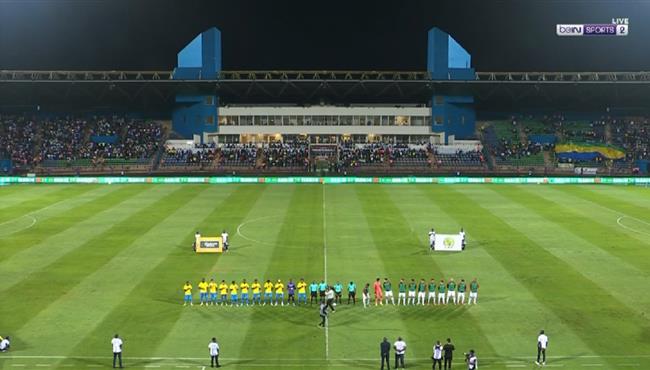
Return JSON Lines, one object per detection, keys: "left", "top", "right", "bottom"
{"left": 172, "top": 27, "right": 221, "bottom": 140}
{"left": 427, "top": 28, "right": 476, "bottom": 143}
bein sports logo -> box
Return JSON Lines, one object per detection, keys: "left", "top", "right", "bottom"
{"left": 556, "top": 24, "right": 583, "bottom": 36}
{"left": 443, "top": 237, "right": 456, "bottom": 249}
{"left": 556, "top": 18, "right": 629, "bottom": 36}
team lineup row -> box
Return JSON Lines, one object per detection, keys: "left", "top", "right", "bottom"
{"left": 181, "top": 277, "right": 480, "bottom": 306}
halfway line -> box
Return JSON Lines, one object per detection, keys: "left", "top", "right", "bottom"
{"left": 322, "top": 186, "right": 329, "bottom": 360}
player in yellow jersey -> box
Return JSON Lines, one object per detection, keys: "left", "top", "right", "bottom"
{"left": 183, "top": 281, "right": 193, "bottom": 306}
{"left": 297, "top": 278, "right": 308, "bottom": 305}
{"left": 263, "top": 279, "right": 274, "bottom": 306}
{"left": 274, "top": 279, "right": 285, "bottom": 306}
{"left": 218, "top": 279, "right": 228, "bottom": 305}
{"left": 208, "top": 278, "right": 218, "bottom": 305}
{"left": 240, "top": 279, "right": 250, "bottom": 306}
{"left": 198, "top": 278, "right": 209, "bottom": 306}
{"left": 251, "top": 279, "right": 262, "bottom": 305}
{"left": 228, "top": 280, "right": 239, "bottom": 306}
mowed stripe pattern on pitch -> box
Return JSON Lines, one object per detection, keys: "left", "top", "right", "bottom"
{"left": 0, "top": 184, "right": 649, "bottom": 370}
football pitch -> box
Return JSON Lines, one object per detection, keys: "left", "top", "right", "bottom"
{"left": 0, "top": 182, "right": 649, "bottom": 370}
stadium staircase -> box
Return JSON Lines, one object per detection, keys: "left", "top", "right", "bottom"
{"left": 542, "top": 151, "right": 554, "bottom": 168}
{"left": 256, "top": 148, "right": 265, "bottom": 169}
{"left": 517, "top": 124, "right": 528, "bottom": 145}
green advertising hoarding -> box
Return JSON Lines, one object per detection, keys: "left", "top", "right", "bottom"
{"left": 1, "top": 176, "right": 649, "bottom": 185}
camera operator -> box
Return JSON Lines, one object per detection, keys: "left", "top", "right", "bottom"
{"left": 464, "top": 350, "right": 477, "bottom": 370}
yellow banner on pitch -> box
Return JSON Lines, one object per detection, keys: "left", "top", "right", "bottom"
{"left": 195, "top": 236, "right": 223, "bottom": 253}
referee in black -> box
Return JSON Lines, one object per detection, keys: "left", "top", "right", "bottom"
{"left": 317, "top": 302, "right": 328, "bottom": 327}
{"left": 443, "top": 338, "right": 455, "bottom": 370}
{"left": 380, "top": 337, "right": 391, "bottom": 370}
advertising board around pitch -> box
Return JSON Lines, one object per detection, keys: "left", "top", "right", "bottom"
{"left": 434, "top": 234, "right": 463, "bottom": 252}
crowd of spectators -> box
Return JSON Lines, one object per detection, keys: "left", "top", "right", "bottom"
{"left": 162, "top": 143, "right": 217, "bottom": 166}
{"left": 262, "top": 142, "right": 309, "bottom": 168}
{"left": 557, "top": 119, "right": 606, "bottom": 143}
{"left": 434, "top": 148, "right": 484, "bottom": 168}
{"left": 0, "top": 115, "right": 36, "bottom": 166}
{"left": 37, "top": 117, "right": 86, "bottom": 161}
{"left": 219, "top": 144, "right": 258, "bottom": 167}
{"left": 388, "top": 144, "right": 429, "bottom": 163}
{"left": 338, "top": 143, "right": 386, "bottom": 168}
{"left": 92, "top": 117, "right": 120, "bottom": 136}
{"left": 611, "top": 118, "right": 650, "bottom": 162}
{"left": 118, "top": 120, "right": 163, "bottom": 159}
{"left": 494, "top": 140, "right": 546, "bottom": 163}
{"left": 1, "top": 115, "right": 164, "bottom": 169}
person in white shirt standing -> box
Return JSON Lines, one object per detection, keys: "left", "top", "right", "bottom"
{"left": 466, "top": 349, "right": 477, "bottom": 370}
{"left": 111, "top": 334, "right": 123, "bottom": 368}
{"left": 428, "top": 228, "right": 436, "bottom": 251}
{"left": 0, "top": 336, "right": 10, "bottom": 352}
{"left": 393, "top": 337, "right": 407, "bottom": 369}
{"left": 459, "top": 228, "right": 466, "bottom": 250}
{"left": 221, "top": 230, "right": 229, "bottom": 252}
{"left": 536, "top": 330, "right": 549, "bottom": 366}
{"left": 432, "top": 340, "right": 443, "bottom": 370}
{"left": 208, "top": 337, "right": 221, "bottom": 368}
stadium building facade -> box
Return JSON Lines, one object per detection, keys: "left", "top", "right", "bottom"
{"left": 171, "top": 27, "right": 476, "bottom": 146}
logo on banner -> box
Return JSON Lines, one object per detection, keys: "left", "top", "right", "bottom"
{"left": 443, "top": 237, "right": 456, "bottom": 249}
{"left": 556, "top": 18, "right": 628, "bottom": 36}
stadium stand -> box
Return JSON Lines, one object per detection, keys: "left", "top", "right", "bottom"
{"left": 218, "top": 144, "right": 258, "bottom": 168}
{"left": 338, "top": 143, "right": 387, "bottom": 169}
{"left": 261, "top": 142, "right": 310, "bottom": 170}
{"left": 0, "top": 115, "right": 36, "bottom": 169}
{"left": 1, "top": 111, "right": 649, "bottom": 176}
{"left": 388, "top": 144, "right": 430, "bottom": 168}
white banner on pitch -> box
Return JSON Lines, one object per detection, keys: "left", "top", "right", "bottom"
{"left": 434, "top": 234, "right": 463, "bottom": 251}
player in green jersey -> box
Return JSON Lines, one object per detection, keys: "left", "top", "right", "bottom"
{"left": 417, "top": 278, "right": 427, "bottom": 305}
{"left": 427, "top": 278, "right": 437, "bottom": 305}
{"left": 408, "top": 278, "right": 417, "bottom": 305}
{"left": 446, "top": 278, "right": 457, "bottom": 305}
{"left": 397, "top": 278, "right": 407, "bottom": 305}
{"left": 437, "top": 279, "right": 446, "bottom": 305}
{"left": 469, "top": 278, "right": 479, "bottom": 304}
{"left": 457, "top": 279, "right": 467, "bottom": 305}
{"left": 383, "top": 278, "right": 395, "bottom": 305}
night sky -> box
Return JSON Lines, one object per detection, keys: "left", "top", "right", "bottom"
{"left": 0, "top": 0, "right": 648, "bottom": 72}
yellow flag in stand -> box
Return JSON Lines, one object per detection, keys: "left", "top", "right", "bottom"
{"left": 555, "top": 143, "right": 625, "bottom": 160}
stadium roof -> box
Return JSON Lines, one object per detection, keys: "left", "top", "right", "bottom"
{"left": 2, "top": 69, "right": 650, "bottom": 112}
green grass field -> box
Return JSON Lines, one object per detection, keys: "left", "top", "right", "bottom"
{"left": 1, "top": 183, "right": 649, "bottom": 370}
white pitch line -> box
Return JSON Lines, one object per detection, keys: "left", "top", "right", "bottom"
{"left": 0, "top": 192, "right": 86, "bottom": 237}
{"left": 0, "top": 214, "right": 37, "bottom": 237}
{"left": 236, "top": 215, "right": 276, "bottom": 246}
{"left": 582, "top": 364, "right": 604, "bottom": 367}
{"left": 616, "top": 215, "right": 650, "bottom": 237}
{"left": 322, "top": 186, "right": 329, "bottom": 361}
